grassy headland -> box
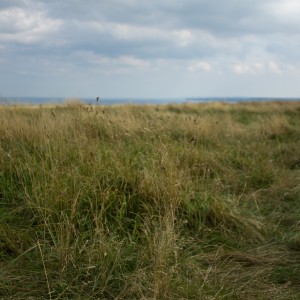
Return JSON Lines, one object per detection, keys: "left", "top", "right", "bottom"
{"left": 0, "top": 101, "right": 300, "bottom": 299}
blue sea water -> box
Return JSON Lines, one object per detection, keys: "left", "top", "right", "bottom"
{"left": 0, "top": 96, "right": 299, "bottom": 105}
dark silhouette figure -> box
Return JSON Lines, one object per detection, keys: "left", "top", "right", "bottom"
{"left": 96, "top": 97, "right": 100, "bottom": 101}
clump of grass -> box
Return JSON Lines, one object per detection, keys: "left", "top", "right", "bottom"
{"left": 0, "top": 101, "right": 300, "bottom": 299}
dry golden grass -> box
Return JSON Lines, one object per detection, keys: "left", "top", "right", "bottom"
{"left": 0, "top": 101, "right": 300, "bottom": 299}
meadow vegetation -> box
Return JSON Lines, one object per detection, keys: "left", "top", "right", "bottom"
{"left": 0, "top": 100, "right": 300, "bottom": 299}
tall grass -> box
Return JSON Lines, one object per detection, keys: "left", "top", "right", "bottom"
{"left": 0, "top": 101, "right": 300, "bottom": 299}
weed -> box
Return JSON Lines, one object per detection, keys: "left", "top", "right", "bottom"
{"left": 0, "top": 101, "right": 300, "bottom": 298}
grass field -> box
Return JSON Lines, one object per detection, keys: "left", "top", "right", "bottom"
{"left": 0, "top": 101, "right": 300, "bottom": 299}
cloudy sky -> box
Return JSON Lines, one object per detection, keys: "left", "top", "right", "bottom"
{"left": 1, "top": 0, "right": 300, "bottom": 98}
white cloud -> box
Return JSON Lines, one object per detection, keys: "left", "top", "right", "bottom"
{"left": 118, "top": 55, "right": 151, "bottom": 69}
{"left": 70, "top": 51, "right": 151, "bottom": 74}
{"left": 1, "top": 0, "right": 300, "bottom": 97}
{"left": 71, "top": 19, "right": 197, "bottom": 51}
{"left": 269, "top": 0, "right": 300, "bottom": 15}
{"left": 232, "top": 62, "right": 264, "bottom": 75}
{"left": 268, "top": 61, "right": 281, "bottom": 74}
{"left": 265, "top": 0, "right": 300, "bottom": 24}
{"left": 232, "top": 60, "right": 284, "bottom": 75}
{"left": 109, "top": 23, "right": 164, "bottom": 41}
{"left": 253, "top": 62, "right": 264, "bottom": 73}
{"left": 233, "top": 63, "right": 250, "bottom": 75}
{"left": 173, "top": 29, "right": 195, "bottom": 47}
{"left": 0, "top": 7, "right": 62, "bottom": 44}
{"left": 188, "top": 61, "right": 212, "bottom": 72}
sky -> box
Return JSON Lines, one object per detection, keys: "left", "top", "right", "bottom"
{"left": 1, "top": 0, "right": 300, "bottom": 98}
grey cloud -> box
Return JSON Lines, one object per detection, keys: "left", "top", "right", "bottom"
{"left": 0, "top": 0, "right": 24, "bottom": 9}
{"left": 36, "top": 0, "right": 289, "bottom": 36}
{"left": 1, "top": 0, "right": 300, "bottom": 97}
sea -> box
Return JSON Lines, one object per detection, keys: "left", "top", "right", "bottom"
{"left": 0, "top": 96, "right": 299, "bottom": 106}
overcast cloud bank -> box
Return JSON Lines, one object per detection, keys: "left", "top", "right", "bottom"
{"left": 1, "top": 0, "right": 300, "bottom": 97}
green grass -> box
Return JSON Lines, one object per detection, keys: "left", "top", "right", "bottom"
{"left": 0, "top": 101, "right": 300, "bottom": 299}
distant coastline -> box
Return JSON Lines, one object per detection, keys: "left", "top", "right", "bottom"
{"left": 0, "top": 96, "right": 300, "bottom": 106}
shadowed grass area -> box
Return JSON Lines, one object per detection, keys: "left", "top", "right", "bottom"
{"left": 0, "top": 101, "right": 300, "bottom": 299}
